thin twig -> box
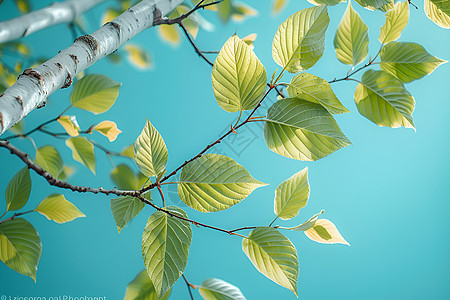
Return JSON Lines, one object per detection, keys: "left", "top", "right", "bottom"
{"left": 229, "top": 226, "right": 258, "bottom": 233}
{"left": 182, "top": 274, "right": 195, "bottom": 300}
{"left": 0, "top": 209, "right": 35, "bottom": 225}
{"left": 178, "top": 22, "right": 213, "bottom": 66}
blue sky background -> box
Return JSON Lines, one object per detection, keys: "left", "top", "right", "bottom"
{"left": 1, "top": 0, "right": 450, "bottom": 299}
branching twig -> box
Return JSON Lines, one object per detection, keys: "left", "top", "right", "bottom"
{"left": 0, "top": 209, "right": 35, "bottom": 225}
{"left": 182, "top": 274, "right": 195, "bottom": 300}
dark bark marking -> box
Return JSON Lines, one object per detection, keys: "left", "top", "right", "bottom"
{"left": 55, "top": 62, "right": 63, "bottom": 70}
{"left": 22, "top": 69, "right": 43, "bottom": 84}
{"left": 15, "top": 96, "right": 23, "bottom": 110}
{"left": 75, "top": 35, "right": 99, "bottom": 54}
{"left": 62, "top": 72, "right": 73, "bottom": 89}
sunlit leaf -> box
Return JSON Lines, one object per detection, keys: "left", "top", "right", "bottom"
{"left": 8, "top": 120, "right": 24, "bottom": 135}
{"left": 242, "top": 227, "right": 298, "bottom": 296}
{"left": 379, "top": 1, "right": 409, "bottom": 44}
{"left": 111, "top": 164, "right": 138, "bottom": 190}
{"left": 425, "top": 0, "right": 450, "bottom": 28}
{"left": 355, "top": 0, "right": 390, "bottom": 10}
{"left": 380, "top": 41, "right": 447, "bottom": 83}
{"left": 134, "top": 119, "right": 168, "bottom": 178}
{"left": 279, "top": 210, "right": 324, "bottom": 231}
{"left": 178, "top": 154, "right": 266, "bottom": 213}
{"left": 212, "top": 34, "right": 267, "bottom": 113}
{"left": 354, "top": 70, "right": 415, "bottom": 129}
{"left": 274, "top": 168, "right": 309, "bottom": 220}
{"left": 70, "top": 74, "right": 121, "bottom": 114}
{"left": 242, "top": 33, "right": 257, "bottom": 50}
{"left": 0, "top": 218, "right": 41, "bottom": 281}
{"left": 124, "top": 44, "right": 152, "bottom": 70}
{"left": 304, "top": 219, "right": 349, "bottom": 245}
{"left": 272, "top": 5, "right": 330, "bottom": 73}
{"left": 5, "top": 167, "right": 31, "bottom": 211}
{"left": 273, "top": 0, "right": 288, "bottom": 15}
{"left": 287, "top": 73, "right": 349, "bottom": 114}
{"left": 36, "top": 194, "right": 85, "bottom": 224}
{"left": 111, "top": 196, "right": 145, "bottom": 233}
{"left": 94, "top": 121, "right": 122, "bottom": 142}
{"left": 57, "top": 166, "right": 75, "bottom": 181}
{"left": 307, "top": 0, "right": 346, "bottom": 6}
{"left": 334, "top": 1, "right": 369, "bottom": 66}
{"left": 429, "top": 0, "right": 450, "bottom": 17}
{"left": 124, "top": 270, "right": 171, "bottom": 300}
{"left": 57, "top": 115, "right": 80, "bottom": 137}
{"left": 14, "top": 0, "right": 31, "bottom": 13}
{"left": 158, "top": 25, "right": 180, "bottom": 46}
{"left": 264, "top": 97, "right": 351, "bottom": 161}
{"left": 199, "top": 278, "right": 246, "bottom": 300}
{"left": 34, "top": 145, "right": 63, "bottom": 177}
{"left": 65, "top": 137, "right": 96, "bottom": 174}
{"left": 142, "top": 206, "right": 192, "bottom": 298}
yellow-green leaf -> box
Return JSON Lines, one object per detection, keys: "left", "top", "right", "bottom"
{"left": 430, "top": 0, "right": 450, "bottom": 17}
{"left": 287, "top": 73, "right": 349, "bottom": 114}
{"left": 304, "top": 219, "right": 349, "bottom": 245}
{"left": 274, "top": 168, "right": 310, "bottom": 220}
{"left": 34, "top": 145, "right": 63, "bottom": 177}
{"left": 57, "top": 115, "right": 80, "bottom": 137}
{"left": 273, "top": 0, "right": 288, "bottom": 15}
{"left": 14, "top": 0, "right": 31, "bottom": 13}
{"left": 158, "top": 25, "right": 180, "bottom": 46}
{"left": 355, "top": 0, "right": 390, "bottom": 10}
{"left": 8, "top": 120, "right": 24, "bottom": 134}
{"left": 231, "top": 3, "right": 258, "bottom": 22}
{"left": 65, "top": 137, "right": 96, "bottom": 174}
{"left": 307, "top": 0, "right": 346, "bottom": 6}
{"left": 199, "top": 278, "right": 246, "bottom": 300}
{"left": 272, "top": 5, "right": 330, "bottom": 73}
{"left": 0, "top": 218, "right": 41, "bottom": 281}
{"left": 121, "top": 144, "right": 134, "bottom": 158}
{"left": 354, "top": 70, "right": 415, "bottom": 129}
{"left": 95, "top": 121, "right": 122, "bottom": 142}
{"left": 57, "top": 166, "right": 75, "bottom": 181}
{"left": 380, "top": 41, "right": 447, "bottom": 83}
{"left": 212, "top": 34, "right": 267, "bottom": 113}
{"left": 425, "top": 0, "right": 450, "bottom": 28}
{"left": 134, "top": 119, "right": 168, "bottom": 178}
{"left": 124, "top": 44, "right": 152, "bottom": 70}
{"left": 178, "top": 154, "right": 266, "bottom": 213}
{"left": 111, "top": 196, "right": 145, "bottom": 233}
{"left": 36, "top": 194, "right": 85, "bottom": 224}
{"left": 242, "top": 227, "right": 299, "bottom": 296}
{"left": 279, "top": 210, "right": 325, "bottom": 231}
{"left": 124, "top": 270, "right": 171, "bottom": 300}
{"left": 70, "top": 74, "right": 121, "bottom": 114}
{"left": 379, "top": 1, "right": 409, "bottom": 44}
{"left": 242, "top": 33, "right": 257, "bottom": 50}
{"left": 110, "top": 164, "right": 138, "bottom": 190}
{"left": 5, "top": 167, "right": 31, "bottom": 211}
{"left": 334, "top": 1, "right": 369, "bottom": 66}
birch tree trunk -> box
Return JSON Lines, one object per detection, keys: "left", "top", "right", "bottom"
{"left": 0, "top": 0, "right": 184, "bottom": 136}
{"left": 0, "top": 0, "right": 107, "bottom": 44}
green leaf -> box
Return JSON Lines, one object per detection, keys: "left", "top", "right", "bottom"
{"left": 307, "top": 0, "right": 346, "bottom": 6}
{"left": 134, "top": 118, "right": 168, "bottom": 178}
{"left": 264, "top": 97, "right": 351, "bottom": 161}
{"left": 425, "top": 0, "right": 450, "bottom": 28}
{"left": 158, "top": 25, "right": 180, "bottom": 46}
{"left": 272, "top": 5, "right": 330, "bottom": 73}
{"left": 142, "top": 206, "right": 192, "bottom": 298}
{"left": 274, "top": 168, "right": 310, "bottom": 220}
{"left": 0, "top": 218, "right": 41, "bottom": 281}
{"left": 110, "top": 164, "right": 138, "bottom": 190}
{"left": 57, "top": 166, "right": 75, "bottom": 181}
{"left": 124, "top": 270, "right": 171, "bottom": 300}
{"left": 5, "top": 167, "right": 31, "bottom": 211}
{"left": 212, "top": 34, "right": 267, "bottom": 113}
{"left": 178, "top": 154, "right": 266, "bottom": 213}
{"left": 379, "top": 1, "right": 409, "bottom": 44}
{"left": 287, "top": 73, "right": 349, "bottom": 114}
{"left": 8, "top": 120, "right": 24, "bottom": 134}
{"left": 94, "top": 121, "right": 122, "bottom": 142}
{"left": 124, "top": 44, "right": 152, "bottom": 70}
{"left": 70, "top": 74, "right": 121, "bottom": 114}
{"left": 199, "top": 278, "right": 246, "bottom": 300}
{"left": 57, "top": 115, "right": 80, "bottom": 137}
{"left": 110, "top": 196, "right": 145, "bottom": 233}
{"left": 34, "top": 145, "right": 63, "bottom": 177}
{"left": 279, "top": 210, "right": 324, "bottom": 231}
{"left": 430, "top": 0, "right": 450, "bottom": 17}
{"left": 242, "top": 227, "right": 299, "bottom": 296}
{"left": 380, "top": 42, "right": 447, "bottom": 83}
{"left": 354, "top": 0, "right": 390, "bottom": 10}
{"left": 334, "top": 1, "right": 369, "bottom": 66}
{"left": 273, "top": 0, "right": 287, "bottom": 15}
{"left": 354, "top": 70, "right": 415, "bottom": 129}
{"left": 65, "top": 137, "right": 96, "bottom": 174}
{"left": 14, "top": 0, "right": 31, "bottom": 13}
{"left": 35, "top": 194, "right": 85, "bottom": 224}
{"left": 304, "top": 219, "right": 350, "bottom": 245}
{"left": 379, "top": 0, "right": 395, "bottom": 12}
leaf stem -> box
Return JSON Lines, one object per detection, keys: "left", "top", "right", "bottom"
{"left": 157, "top": 185, "right": 166, "bottom": 207}
{"left": 0, "top": 209, "right": 35, "bottom": 225}
{"left": 0, "top": 211, "right": 7, "bottom": 220}
{"left": 269, "top": 216, "right": 278, "bottom": 227}
{"left": 182, "top": 274, "right": 195, "bottom": 300}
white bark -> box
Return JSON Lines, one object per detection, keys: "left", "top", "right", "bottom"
{"left": 0, "top": 0, "right": 184, "bottom": 135}
{"left": 0, "top": 0, "right": 107, "bottom": 44}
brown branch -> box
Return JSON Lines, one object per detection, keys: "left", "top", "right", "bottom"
{"left": 0, "top": 209, "right": 35, "bottom": 225}
{"left": 178, "top": 22, "right": 214, "bottom": 66}
{"left": 182, "top": 274, "right": 195, "bottom": 300}
{"left": 229, "top": 226, "right": 258, "bottom": 233}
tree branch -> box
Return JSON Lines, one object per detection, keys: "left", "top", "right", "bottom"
{"left": 0, "top": 210, "right": 35, "bottom": 225}
{"left": 182, "top": 274, "right": 195, "bottom": 300}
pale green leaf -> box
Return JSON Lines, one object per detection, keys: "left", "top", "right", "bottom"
{"left": 65, "top": 137, "right": 96, "bottom": 174}
{"left": 199, "top": 278, "right": 246, "bottom": 300}
{"left": 34, "top": 145, "right": 63, "bottom": 177}
{"left": 231, "top": 3, "right": 258, "bottom": 22}
{"left": 111, "top": 196, "right": 145, "bottom": 233}
{"left": 57, "top": 115, "right": 80, "bottom": 137}
{"left": 134, "top": 119, "right": 168, "bottom": 178}
{"left": 380, "top": 42, "right": 447, "bottom": 83}
{"left": 272, "top": 5, "right": 330, "bottom": 73}
{"left": 0, "top": 218, "right": 41, "bottom": 281}
{"left": 264, "top": 97, "right": 351, "bottom": 161}
{"left": 274, "top": 168, "right": 310, "bottom": 220}
{"left": 273, "top": 0, "right": 288, "bottom": 15}
{"left": 379, "top": 1, "right": 409, "bottom": 44}
{"left": 334, "top": 1, "right": 369, "bottom": 66}
{"left": 158, "top": 25, "right": 180, "bottom": 46}
{"left": 124, "top": 270, "right": 171, "bottom": 300}
{"left": 111, "top": 164, "right": 138, "bottom": 190}
{"left": 178, "top": 154, "right": 266, "bottom": 213}
{"left": 57, "top": 166, "right": 75, "bottom": 181}
{"left": 124, "top": 44, "right": 152, "bottom": 70}
{"left": 354, "top": 70, "right": 415, "bottom": 129}
{"left": 95, "top": 120, "right": 122, "bottom": 142}
{"left": 5, "top": 167, "right": 31, "bottom": 211}
{"left": 15, "top": 0, "right": 31, "bottom": 13}
{"left": 36, "top": 194, "right": 85, "bottom": 224}
{"left": 8, "top": 120, "right": 24, "bottom": 134}
{"left": 142, "top": 206, "right": 192, "bottom": 298}
{"left": 355, "top": 0, "right": 390, "bottom": 10}
{"left": 212, "top": 34, "right": 267, "bottom": 113}
{"left": 304, "top": 219, "right": 349, "bottom": 245}
{"left": 287, "top": 73, "right": 349, "bottom": 114}
{"left": 425, "top": 0, "right": 450, "bottom": 28}
{"left": 242, "top": 33, "right": 257, "bottom": 50}
{"left": 70, "top": 74, "right": 121, "bottom": 114}
{"left": 430, "top": 0, "right": 450, "bottom": 17}
{"left": 242, "top": 227, "right": 298, "bottom": 296}
{"left": 307, "top": 0, "right": 345, "bottom": 5}
{"left": 279, "top": 210, "right": 324, "bottom": 231}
